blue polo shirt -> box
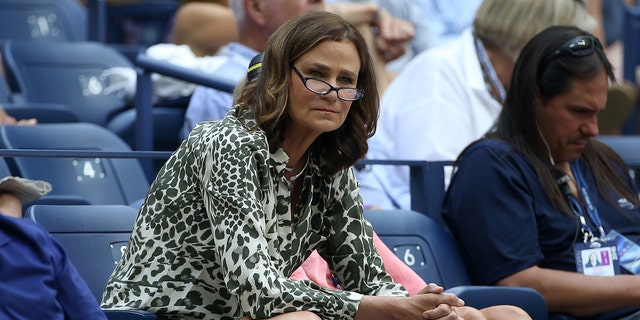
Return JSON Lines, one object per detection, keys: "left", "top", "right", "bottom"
{"left": 443, "top": 138, "right": 640, "bottom": 320}
{"left": 0, "top": 214, "right": 106, "bottom": 320}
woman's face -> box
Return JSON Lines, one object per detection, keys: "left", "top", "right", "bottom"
{"left": 287, "top": 39, "right": 361, "bottom": 139}
{"left": 535, "top": 71, "right": 608, "bottom": 166}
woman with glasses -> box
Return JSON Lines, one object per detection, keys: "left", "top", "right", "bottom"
{"left": 101, "top": 11, "right": 476, "bottom": 320}
{"left": 444, "top": 25, "right": 640, "bottom": 319}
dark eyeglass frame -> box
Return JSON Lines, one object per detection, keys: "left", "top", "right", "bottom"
{"left": 291, "top": 65, "right": 365, "bottom": 101}
{"left": 540, "top": 35, "right": 602, "bottom": 67}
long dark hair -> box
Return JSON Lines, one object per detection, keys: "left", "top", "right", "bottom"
{"left": 482, "top": 25, "right": 638, "bottom": 214}
{"left": 234, "top": 11, "right": 379, "bottom": 176}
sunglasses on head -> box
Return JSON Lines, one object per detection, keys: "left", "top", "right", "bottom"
{"left": 540, "top": 35, "right": 602, "bottom": 67}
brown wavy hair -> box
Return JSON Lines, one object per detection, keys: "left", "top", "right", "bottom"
{"left": 234, "top": 11, "right": 379, "bottom": 176}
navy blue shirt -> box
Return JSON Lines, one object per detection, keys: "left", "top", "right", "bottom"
{"left": 0, "top": 214, "right": 107, "bottom": 320}
{"left": 443, "top": 139, "right": 640, "bottom": 320}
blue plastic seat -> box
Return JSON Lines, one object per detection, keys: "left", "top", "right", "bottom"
{"left": 621, "top": 5, "right": 640, "bottom": 134}
{"left": 362, "top": 160, "right": 581, "bottom": 319}
{"left": 105, "top": 1, "right": 179, "bottom": 47}
{"left": 0, "top": 0, "right": 87, "bottom": 45}
{"left": 365, "top": 209, "right": 549, "bottom": 319}
{"left": 132, "top": 53, "right": 236, "bottom": 153}
{"left": 25, "top": 204, "right": 157, "bottom": 319}
{"left": 107, "top": 100, "right": 187, "bottom": 153}
{"left": 2, "top": 40, "right": 133, "bottom": 127}
{"left": 1, "top": 40, "right": 189, "bottom": 160}
{"left": 0, "top": 66, "right": 78, "bottom": 123}
{"left": 596, "top": 135, "right": 640, "bottom": 188}
{"left": 1, "top": 103, "right": 79, "bottom": 123}
{"left": 597, "top": 135, "right": 640, "bottom": 165}
{"left": 0, "top": 156, "right": 12, "bottom": 178}
{"left": 0, "top": 123, "right": 149, "bottom": 206}
{"left": 623, "top": 5, "right": 640, "bottom": 85}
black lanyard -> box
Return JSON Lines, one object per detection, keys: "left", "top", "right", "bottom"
{"left": 472, "top": 32, "right": 505, "bottom": 104}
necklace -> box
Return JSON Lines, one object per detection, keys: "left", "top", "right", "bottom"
{"left": 284, "top": 154, "right": 309, "bottom": 185}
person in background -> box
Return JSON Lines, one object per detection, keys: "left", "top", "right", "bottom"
{"left": 0, "top": 177, "right": 107, "bottom": 319}
{"left": 101, "top": 11, "right": 466, "bottom": 319}
{"left": 179, "top": 0, "right": 414, "bottom": 140}
{"left": 356, "top": 0, "right": 597, "bottom": 210}
{"left": 413, "top": 0, "right": 481, "bottom": 46}
{"left": 170, "top": 1, "right": 237, "bottom": 57}
{"left": 326, "top": 0, "right": 434, "bottom": 73}
{"left": 579, "top": 0, "right": 637, "bottom": 136}
{"left": 444, "top": 25, "right": 640, "bottom": 319}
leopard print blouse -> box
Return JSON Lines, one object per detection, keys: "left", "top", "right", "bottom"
{"left": 101, "top": 107, "right": 407, "bottom": 319}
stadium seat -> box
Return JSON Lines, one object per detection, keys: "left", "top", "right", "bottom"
{"left": 363, "top": 161, "right": 577, "bottom": 319}
{"left": 0, "top": 123, "right": 150, "bottom": 207}
{"left": 0, "top": 156, "right": 11, "bottom": 178}
{"left": 0, "top": 68, "right": 78, "bottom": 123}
{"left": 108, "top": 106, "right": 185, "bottom": 178}
{"left": 365, "top": 209, "right": 549, "bottom": 319}
{"left": 621, "top": 5, "right": 640, "bottom": 134}
{"left": 0, "top": 0, "right": 87, "bottom": 45}
{"left": 131, "top": 53, "right": 236, "bottom": 153}
{"left": 0, "top": 71, "right": 14, "bottom": 103}
{"left": 597, "top": 135, "right": 640, "bottom": 165}
{"left": 1, "top": 40, "right": 133, "bottom": 127}
{"left": 25, "top": 204, "right": 157, "bottom": 319}
{"left": 1, "top": 103, "right": 79, "bottom": 124}
{"left": 108, "top": 100, "right": 187, "bottom": 153}
{"left": 623, "top": 5, "right": 640, "bottom": 86}
{"left": 105, "top": 1, "right": 179, "bottom": 48}
{"left": 597, "top": 135, "right": 640, "bottom": 187}
{"left": 1, "top": 40, "right": 191, "bottom": 158}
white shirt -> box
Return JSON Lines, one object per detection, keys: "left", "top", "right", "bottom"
{"left": 356, "top": 29, "right": 502, "bottom": 210}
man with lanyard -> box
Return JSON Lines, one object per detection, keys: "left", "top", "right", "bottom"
{"left": 562, "top": 161, "right": 620, "bottom": 277}
{"left": 444, "top": 25, "right": 640, "bottom": 320}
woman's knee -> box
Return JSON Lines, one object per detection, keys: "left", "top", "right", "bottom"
{"left": 271, "top": 311, "right": 321, "bottom": 320}
{"left": 244, "top": 311, "right": 321, "bottom": 320}
{"left": 480, "top": 305, "right": 532, "bottom": 320}
{"left": 456, "top": 306, "right": 487, "bottom": 320}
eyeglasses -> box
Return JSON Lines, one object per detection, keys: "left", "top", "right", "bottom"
{"left": 291, "top": 65, "right": 364, "bottom": 101}
{"left": 540, "top": 35, "right": 602, "bottom": 67}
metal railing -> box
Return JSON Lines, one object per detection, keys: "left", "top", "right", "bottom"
{"left": 0, "top": 149, "right": 452, "bottom": 219}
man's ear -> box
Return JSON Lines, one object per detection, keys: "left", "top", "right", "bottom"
{"left": 244, "top": 0, "right": 267, "bottom": 26}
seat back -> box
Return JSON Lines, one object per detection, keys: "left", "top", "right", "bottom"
{"left": 365, "top": 209, "right": 552, "bottom": 319}
{"left": 2, "top": 40, "right": 133, "bottom": 126}
{"left": 623, "top": 5, "right": 640, "bottom": 85}
{"left": 622, "top": 6, "right": 640, "bottom": 134}
{"left": 0, "top": 0, "right": 87, "bottom": 44}
{"left": 0, "top": 123, "right": 149, "bottom": 206}
{"left": 2, "top": 103, "right": 79, "bottom": 124}
{"left": 596, "top": 135, "right": 640, "bottom": 187}
{"left": 0, "top": 50, "right": 80, "bottom": 123}
{"left": 0, "top": 156, "right": 12, "bottom": 178}
{"left": 107, "top": 104, "right": 187, "bottom": 152}
{"left": 364, "top": 209, "right": 471, "bottom": 289}
{"left": 0, "top": 73, "right": 13, "bottom": 103}
{"left": 106, "top": 2, "right": 179, "bottom": 47}
{"left": 24, "top": 204, "right": 138, "bottom": 302}
{"left": 131, "top": 52, "right": 236, "bottom": 154}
